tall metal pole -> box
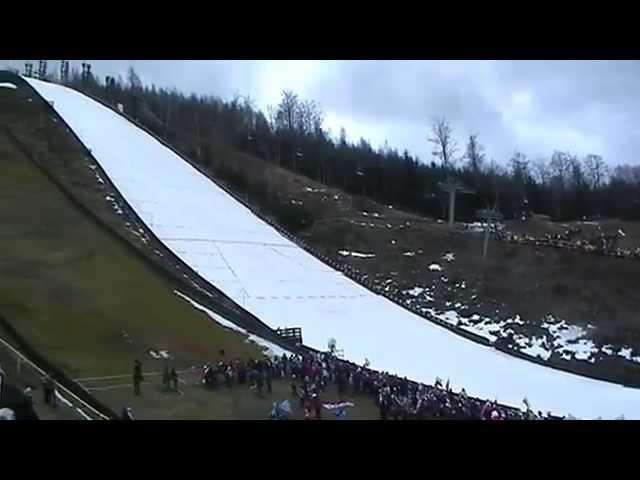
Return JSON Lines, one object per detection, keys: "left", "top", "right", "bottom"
{"left": 448, "top": 187, "right": 456, "bottom": 228}
{"left": 482, "top": 223, "right": 490, "bottom": 257}
{"left": 477, "top": 208, "right": 503, "bottom": 258}
{"left": 439, "top": 177, "right": 475, "bottom": 228}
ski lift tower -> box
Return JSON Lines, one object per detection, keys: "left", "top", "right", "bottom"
{"left": 476, "top": 207, "right": 504, "bottom": 258}
{"left": 438, "top": 177, "right": 476, "bottom": 228}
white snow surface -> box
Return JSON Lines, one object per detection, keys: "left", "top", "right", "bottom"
{"left": 28, "top": 76, "right": 640, "bottom": 419}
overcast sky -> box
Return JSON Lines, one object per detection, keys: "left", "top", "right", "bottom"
{"left": 3, "top": 60, "right": 640, "bottom": 166}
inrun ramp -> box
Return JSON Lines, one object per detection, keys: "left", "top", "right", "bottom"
{"left": 26, "top": 77, "right": 640, "bottom": 419}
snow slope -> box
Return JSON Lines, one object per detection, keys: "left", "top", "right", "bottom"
{"left": 26, "top": 77, "right": 640, "bottom": 419}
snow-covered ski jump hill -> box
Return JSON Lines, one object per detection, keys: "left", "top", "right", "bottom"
{"left": 23, "top": 77, "right": 640, "bottom": 419}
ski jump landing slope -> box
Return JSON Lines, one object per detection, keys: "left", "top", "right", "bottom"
{"left": 26, "top": 77, "right": 640, "bottom": 419}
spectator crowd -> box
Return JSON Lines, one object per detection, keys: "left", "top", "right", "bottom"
{"left": 192, "top": 349, "right": 560, "bottom": 421}
{"left": 501, "top": 226, "right": 640, "bottom": 259}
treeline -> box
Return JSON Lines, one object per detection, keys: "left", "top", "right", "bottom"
{"left": 48, "top": 64, "right": 640, "bottom": 222}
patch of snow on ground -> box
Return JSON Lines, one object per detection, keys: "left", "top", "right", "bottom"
{"left": 463, "top": 222, "right": 505, "bottom": 233}
{"left": 0, "top": 82, "right": 17, "bottom": 89}
{"left": 619, "top": 348, "right": 633, "bottom": 361}
{"left": 403, "top": 251, "right": 416, "bottom": 257}
{"left": 618, "top": 229, "right": 626, "bottom": 237}
{"left": 443, "top": 252, "right": 455, "bottom": 262}
{"left": 569, "top": 340, "right": 598, "bottom": 362}
{"left": 520, "top": 340, "right": 552, "bottom": 361}
{"left": 338, "top": 250, "right": 375, "bottom": 258}
{"left": 405, "top": 287, "right": 424, "bottom": 297}
{"left": 437, "top": 310, "right": 460, "bottom": 327}
{"left": 428, "top": 263, "right": 442, "bottom": 272}
{"left": 539, "top": 317, "right": 599, "bottom": 362}
{"left": 602, "top": 345, "right": 614, "bottom": 356}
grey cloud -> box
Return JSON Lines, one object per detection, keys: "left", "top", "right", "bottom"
{"left": 3, "top": 59, "right": 639, "bottom": 166}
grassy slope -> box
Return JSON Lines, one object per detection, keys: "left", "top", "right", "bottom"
{"left": 0, "top": 87, "right": 262, "bottom": 376}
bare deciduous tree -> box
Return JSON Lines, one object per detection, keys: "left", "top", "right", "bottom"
{"left": 532, "top": 158, "right": 550, "bottom": 185}
{"left": 429, "top": 117, "right": 458, "bottom": 168}
{"left": 274, "top": 90, "right": 299, "bottom": 131}
{"left": 569, "top": 156, "right": 586, "bottom": 190}
{"left": 613, "top": 164, "right": 640, "bottom": 185}
{"left": 583, "top": 154, "right": 608, "bottom": 189}
{"left": 510, "top": 152, "right": 529, "bottom": 184}
{"left": 549, "top": 151, "right": 574, "bottom": 190}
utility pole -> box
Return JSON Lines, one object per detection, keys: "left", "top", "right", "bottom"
{"left": 476, "top": 207, "right": 504, "bottom": 258}
{"left": 356, "top": 170, "right": 365, "bottom": 196}
{"left": 24, "top": 62, "right": 33, "bottom": 78}
{"left": 438, "top": 177, "right": 475, "bottom": 228}
{"left": 295, "top": 147, "right": 303, "bottom": 173}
